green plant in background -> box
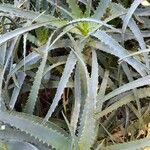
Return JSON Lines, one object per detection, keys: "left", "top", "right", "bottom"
{"left": 35, "top": 27, "right": 49, "bottom": 45}
{"left": 0, "top": 0, "right": 150, "bottom": 150}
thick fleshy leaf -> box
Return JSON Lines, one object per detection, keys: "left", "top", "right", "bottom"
{"left": 92, "top": 0, "right": 110, "bottom": 19}
{"left": 0, "top": 4, "right": 67, "bottom": 26}
{"left": 96, "top": 74, "right": 150, "bottom": 110}
{"left": 0, "top": 111, "right": 70, "bottom": 150}
{"left": 92, "top": 31, "right": 150, "bottom": 76}
{"left": 122, "top": 0, "right": 143, "bottom": 33}
{"left": 44, "top": 51, "right": 77, "bottom": 121}
{"left": 95, "top": 87, "right": 150, "bottom": 119}
{"left": 79, "top": 49, "right": 98, "bottom": 150}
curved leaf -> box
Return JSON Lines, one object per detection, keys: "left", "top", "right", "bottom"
{"left": 0, "top": 128, "right": 50, "bottom": 150}
{"left": 92, "top": 31, "right": 150, "bottom": 76}
{"left": 7, "top": 141, "right": 39, "bottom": 150}
{"left": 96, "top": 74, "right": 150, "bottom": 110}
{"left": 0, "top": 4, "right": 67, "bottom": 26}
{"left": 66, "top": 0, "right": 83, "bottom": 18}
{"left": 122, "top": 0, "right": 143, "bottom": 33}
{"left": 0, "top": 111, "right": 70, "bottom": 150}
{"left": 95, "top": 87, "right": 150, "bottom": 118}
{"left": 92, "top": 0, "right": 110, "bottom": 19}
{"left": 44, "top": 51, "right": 77, "bottom": 121}
{"left": 0, "top": 22, "right": 51, "bottom": 46}
{"left": 79, "top": 50, "right": 98, "bottom": 150}
{"left": 23, "top": 52, "right": 48, "bottom": 114}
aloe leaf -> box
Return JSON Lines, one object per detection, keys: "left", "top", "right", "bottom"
{"left": 27, "top": 33, "right": 40, "bottom": 46}
{"left": 0, "top": 128, "right": 50, "bottom": 150}
{"left": 23, "top": 43, "right": 48, "bottom": 114}
{"left": 90, "top": 50, "right": 98, "bottom": 102}
{"left": 8, "top": 39, "right": 71, "bottom": 79}
{"left": 69, "top": 18, "right": 120, "bottom": 33}
{"left": 95, "top": 87, "right": 150, "bottom": 119}
{"left": 0, "top": 43, "right": 7, "bottom": 66}
{"left": 9, "top": 52, "right": 40, "bottom": 78}
{"left": 1, "top": 37, "right": 19, "bottom": 106}
{"left": 105, "top": 2, "right": 126, "bottom": 22}
{"left": 122, "top": 62, "right": 142, "bottom": 119}
{"left": 47, "top": 0, "right": 73, "bottom": 18}
{"left": 122, "top": 0, "right": 143, "bottom": 33}
{"left": 66, "top": 0, "right": 83, "bottom": 18}
{"left": 98, "top": 70, "right": 109, "bottom": 98}
{"left": 84, "top": 0, "right": 92, "bottom": 17}
{"left": 135, "top": 7, "right": 150, "bottom": 16}
{"left": 43, "top": 61, "right": 66, "bottom": 76}
{"left": 23, "top": 33, "right": 27, "bottom": 72}
{"left": 9, "top": 72, "right": 26, "bottom": 110}
{"left": 92, "top": 0, "right": 110, "bottom": 19}
{"left": 0, "top": 4, "right": 67, "bottom": 26}
{"left": 115, "top": 2, "right": 149, "bottom": 68}
{"left": 44, "top": 51, "right": 77, "bottom": 121}
{"left": 0, "top": 43, "right": 7, "bottom": 110}
{"left": 67, "top": 36, "right": 90, "bottom": 144}
{"left": 75, "top": 62, "right": 88, "bottom": 138}
{"left": 79, "top": 50, "right": 98, "bottom": 150}
{"left": 23, "top": 25, "right": 69, "bottom": 114}
{"left": 110, "top": 30, "right": 150, "bottom": 42}
{"left": 0, "top": 111, "right": 70, "bottom": 150}
{"left": 69, "top": 35, "right": 89, "bottom": 98}
{"left": 7, "top": 141, "right": 39, "bottom": 150}
{"left": 0, "top": 22, "right": 52, "bottom": 46}
{"left": 96, "top": 70, "right": 109, "bottom": 111}
{"left": 128, "top": 19, "right": 149, "bottom": 68}
{"left": 92, "top": 31, "right": 150, "bottom": 76}
{"left": 0, "top": 39, "right": 19, "bottom": 111}
{"left": 70, "top": 65, "right": 81, "bottom": 133}
{"left": 96, "top": 74, "right": 150, "bottom": 110}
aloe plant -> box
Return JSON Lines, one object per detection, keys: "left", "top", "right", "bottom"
{"left": 0, "top": 0, "right": 150, "bottom": 150}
